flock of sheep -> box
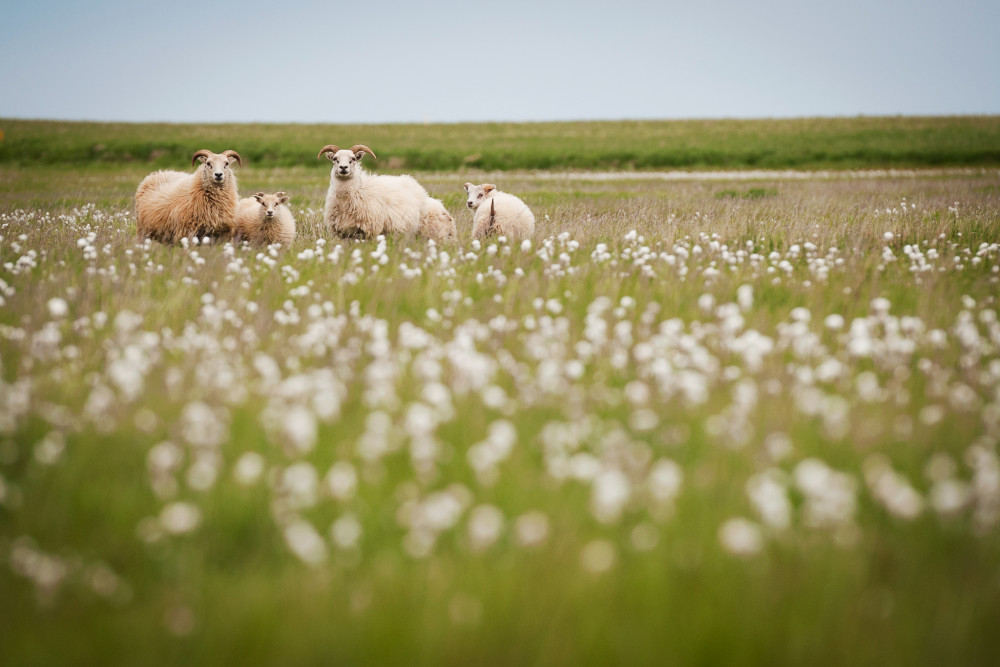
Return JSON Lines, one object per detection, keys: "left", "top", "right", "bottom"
{"left": 134, "top": 146, "right": 536, "bottom": 247}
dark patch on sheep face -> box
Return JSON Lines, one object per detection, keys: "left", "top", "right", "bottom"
{"left": 330, "top": 150, "right": 361, "bottom": 180}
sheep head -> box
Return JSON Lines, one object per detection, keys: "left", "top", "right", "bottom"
{"left": 252, "top": 192, "right": 289, "bottom": 220}
{"left": 319, "top": 143, "right": 376, "bottom": 180}
{"left": 464, "top": 183, "right": 497, "bottom": 210}
{"left": 192, "top": 149, "right": 241, "bottom": 186}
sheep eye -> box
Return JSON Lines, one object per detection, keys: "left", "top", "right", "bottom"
{"left": 478, "top": 193, "right": 483, "bottom": 198}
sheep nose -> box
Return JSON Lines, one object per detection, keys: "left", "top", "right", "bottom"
{"left": 214, "top": 172, "right": 224, "bottom": 181}
{"left": 467, "top": 201, "right": 474, "bottom": 207}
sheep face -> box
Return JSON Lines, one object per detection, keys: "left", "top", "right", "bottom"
{"left": 253, "top": 192, "right": 290, "bottom": 220}
{"left": 463, "top": 182, "right": 497, "bottom": 210}
{"left": 194, "top": 150, "right": 240, "bottom": 187}
{"left": 326, "top": 149, "right": 366, "bottom": 181}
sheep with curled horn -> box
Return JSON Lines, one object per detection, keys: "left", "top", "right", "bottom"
{"left": 135, "top": 149, "right": 242, "bottom": 244}
{"left": 318, "top": 143, "right": 456, "bottom": 241}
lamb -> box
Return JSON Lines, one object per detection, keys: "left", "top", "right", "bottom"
{"left": 463, "top": 183, "right": 535, "bottom": 240}
{"left": 317, "top": 144, "right": 456, "bottom": 241}
{"left": 234, "top": 192, "right": 296, "bottom": 246}
{"left": 135, "top": 149, "right": 242, "bottom": 244}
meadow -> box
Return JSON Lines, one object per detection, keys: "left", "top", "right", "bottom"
{"left": 2, "top": 117, "right": 1000, "bottom": 665}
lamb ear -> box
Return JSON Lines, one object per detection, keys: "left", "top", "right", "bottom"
{"left": 277, "top": 192, "right": 289, "bottom": 204}
{"left": 482, "top": 184, "right": 497, "bottom": 194}
{"left": 463, "top": 182, "right": 473, "bottom": 192}
{"left": 253, "top": 192, "right": 265, "bottom": 203}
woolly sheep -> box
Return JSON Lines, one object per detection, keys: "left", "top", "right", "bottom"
{"left": 463, "top": 183, "right": 535, "bottom": 240}
{"left": 135, "top": 149, "right": 242, "bottom": 244}
{"left": 234, "top": 192, "right": 296, "bottom": 246}
{"left": 318, "top": 144, "right": 456, "bottom": 241}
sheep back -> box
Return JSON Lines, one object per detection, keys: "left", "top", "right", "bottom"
{"left": 420, "top": 199, "right": 457, "bottom": 241}
{"left": 325, "top": 174, "right": 426, "bottom": 238}
{"left": 472, "top": 191, "right": 535, "bottom": 240}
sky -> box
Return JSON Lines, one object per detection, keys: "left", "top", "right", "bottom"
{"left": 1, "top": 0, "right": 998, "bottom": 124}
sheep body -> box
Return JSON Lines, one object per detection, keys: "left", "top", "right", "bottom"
{"left": 135, "top": 149, "right": 242, "bottom": 244}
{"left": 464, "top": 183, "right": 535, "bottom": 240}
{"left": 320, "top": 144, "right": 456, "bottom": 241}
{"left": 234, "top": 192, "right": 296, "bottom": 246}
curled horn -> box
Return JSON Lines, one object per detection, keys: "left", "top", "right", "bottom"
{"left": 317, "top": 144, "right": 340, "bottom": 159}
{"left": 191, "top": 149, "right": 212, "bottom": 166}
{"left": 350, "top": 144, "right": 377, "bottom": 159}
{"left": 223, "top": 150, "right": 242, "bottom": 167}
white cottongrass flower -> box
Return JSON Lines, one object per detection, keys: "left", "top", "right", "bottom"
{"left": 863, "top": 455, "right": 924, "bottom": 520}
{"left": 34, "top": 432, "right": 66, "bottom": 466}
{"left": 580, "top": 539, "right": 617, "bottom": 574}
{"left": 467, "top": 504, "right": 505, "bottom": 552}
{"left": 283, "top": 519, "right": 328, "bottom": 565}
{"left": 281, "top": 406, "right": 318, "bottom": 454}
{"left": 794, "top": 458, "right": 858, "bottom": 529}
{"left": 159, "top": 501, "right": 201, "bottom": 535}
{"left": 824, "top": 314, "right": 845, "bottom": 330}
{"left": 233, "top": 452, "right": 266, "bottom": 486}
{"left": 930, "top": 478, "right": 971, "bottom": 516}
{"left": 280, "top": 462, "right": 320, "bottom": 509}
{"left": 46, "top": 297, "right": 69, "bottom": 318}
{"left": 646, "top": 459, "right": 683, "bottom": 505}
{"left": 630, "top": 522, "right": 659, "bottom": 552}
{"left": 513, "top": 510, "right": 550, "bottom": 548}
{"left": 325, "top": 461, "right": 358, "bottom": 501}
{"left": 746, "top": 469, "right": 792, "bottom": 530}
{"left": 718, "top": 518, "right": 764, "bottom": 557}
{"left": 186, "top": 456, "right": 219, "bottom": 491}
{"left": 736, "top": 284, "right": 754, "bottom": 311}
{"left": 591, "top": 469, "right": 631, "bottom": 524}
{"left": 331, "top": 513, "right": 363, "bottom": 550}
{"left": 179, "top": 402, "right": 228, "bottom": 449}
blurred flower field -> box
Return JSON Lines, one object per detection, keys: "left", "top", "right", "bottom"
{"left": 2, "top": 165, "right": 1000, "bottom": 665}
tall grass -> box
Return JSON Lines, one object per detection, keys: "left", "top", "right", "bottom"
{"left": 2, "top": 115, "right": 999, "bottom": 170}
{"left": 1, "top": 157, "right": 999, "bottom": 666}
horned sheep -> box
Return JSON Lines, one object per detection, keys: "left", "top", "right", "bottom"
{"left": 234, "top": 192, "right": 296, "bottom": 246}
{"left": 135, "top": 149, "right": 242, "bottom": 244}
{"left": 463, "top": 183, "right": 535, "bottom": 240}
{"left": 318, "top": 144, "right": 456, "bottom": 241}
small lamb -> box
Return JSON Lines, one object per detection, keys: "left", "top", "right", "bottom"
{"left": 234, "top": 192, "right": 296, "bottom": 246}
{"left": 463, "top": 183, "right": 535, "bottom": 240}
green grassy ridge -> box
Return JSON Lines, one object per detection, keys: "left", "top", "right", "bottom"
{"left": 2, "top": 116, "right": 1000, "bottom": 170}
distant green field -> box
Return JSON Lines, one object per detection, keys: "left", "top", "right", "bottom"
{"left": 2, "top": 115, "right": 1000, "bottom": 170}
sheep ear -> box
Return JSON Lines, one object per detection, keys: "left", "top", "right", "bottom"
{"left": 279, "top": 195, "right": 289, "bottom": 205}
{"left": 483, "top": 184, "right": 497, "bottom": 194}
{"left": 354, "top": 150, "right": 366, "bottom": 161}
{"left": 253, "top": 193, "right": 264, "bottom": 203}
{"left": 463, "top": 182, "right": 473, "bottom": 192}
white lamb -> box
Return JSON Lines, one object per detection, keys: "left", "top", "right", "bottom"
{"left": 135, "top": 149, "right": 242, "bottom": 244}
{"left": 318, "top": 144, "right": 456, "bottom": 241}
{"left": 463, "top": 182, "right": 535, "bottom": 240}
{"left": 234, "top": 192, "right": 296, "bottom": 247}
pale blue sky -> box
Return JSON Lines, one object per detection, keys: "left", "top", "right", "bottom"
{"left": 1, "top": 0, "right": 997, "bottom": 123}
